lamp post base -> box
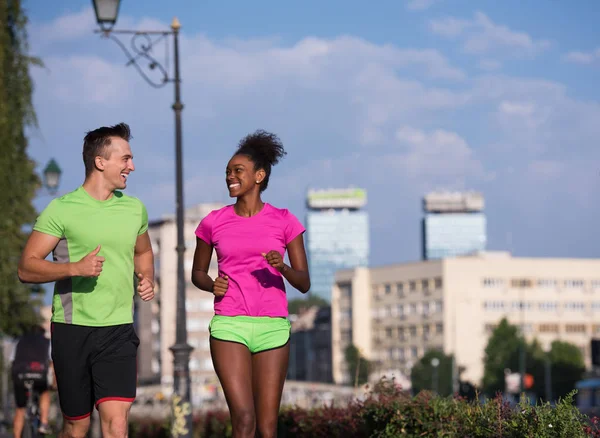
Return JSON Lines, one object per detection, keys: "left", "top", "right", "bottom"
{"left": 169, "top": 343, "right": 194, "bottom": 438}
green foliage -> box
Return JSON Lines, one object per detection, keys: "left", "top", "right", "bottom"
{"left": 483, "top": 318, "right": 586, "bottom": 401}
{"left": 0, "top": 0, "right": 43, "bottom": 337}
{"left": 482, "top": 318, "right": 523, "bottom": 395}
{"left": 345, "top": 343, "right": 371, "bottom": 387}
{"left": 410, "top": 349, "right": 454, "bottom": 397}
{"left": 287, "top": 295, "right": 329, "bottom": 315}
{"left": 127, "top": 378, "right": 600, "bottom": 438}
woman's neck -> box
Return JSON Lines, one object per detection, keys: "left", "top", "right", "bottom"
{"left": 234, "top": 194, "right": 264, "bottom": 217}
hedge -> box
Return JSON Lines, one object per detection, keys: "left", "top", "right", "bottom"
{"left": 128, "top": 377, "right": 600, "bottom": 437}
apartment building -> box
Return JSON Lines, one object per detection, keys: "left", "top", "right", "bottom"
{"left": 331, "top": 252, "right": 600, "bottom": 387}
{"left": 139, "top": 203, "right": 224, "bottom": 405}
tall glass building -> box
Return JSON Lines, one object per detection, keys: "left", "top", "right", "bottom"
{"left": 421, "top": 192, "right": 487, "bottom": 260}
{"left": 306, "top": 188, "right": 369, "bottom": 302}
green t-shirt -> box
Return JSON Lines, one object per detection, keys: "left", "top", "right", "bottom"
{"left": 33, "top": 186, "right": 149, "bottom": 327}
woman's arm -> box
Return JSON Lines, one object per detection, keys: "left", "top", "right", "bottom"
{"left": 191, "top": 237, "right": 216, "bottom": 293}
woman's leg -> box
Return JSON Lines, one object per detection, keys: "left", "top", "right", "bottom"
{"left": 210, "top": 338, "right": 255, "bottom": 438}
{"left": 252, "top": 342, "right": 290, "bottom": 438}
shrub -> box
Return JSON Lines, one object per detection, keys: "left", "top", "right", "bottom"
{"left": 129, "top": 377, "right": 600, "bottom": 438}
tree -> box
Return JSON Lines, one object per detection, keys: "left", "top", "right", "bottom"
{"left": 344, "top": 344, "right": 371, "bottom": 387}
{"left": 288, "top": 295, "right": 329, "bottom": 315}
{"left": 549, "top": 340, "right": 585, "bottom": 400}
{"left": 482, "top": 318, "right": 585, "bottom": 401}
{"left": 411, "top": 349, "right": 454, "bottom": 397}
{"left": 482, "top": 318, "right": 523, "bottom": 396}
{"left": 0, "top": 0, "right": 44, "bottom": 338}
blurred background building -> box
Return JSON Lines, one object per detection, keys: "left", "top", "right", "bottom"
{"left": 305, "top": 188, "right": 369, "bottom": 302}
{"left": 421, "top": 191, "right": 486, "bottom": 260}
{"left": 331, "top": 252, "right": 600, "bottom": 388}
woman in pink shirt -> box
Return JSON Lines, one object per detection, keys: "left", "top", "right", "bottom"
{"left": 191, "top": 130, "right": 311, "bottom": 438}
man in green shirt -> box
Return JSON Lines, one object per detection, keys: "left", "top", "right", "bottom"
{"left": 18, "top": 122, "right": 155, "bottom": 438}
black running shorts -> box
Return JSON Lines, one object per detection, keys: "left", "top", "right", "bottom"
{"left": 51, "top": 322, "right": 139, "bottom": 420}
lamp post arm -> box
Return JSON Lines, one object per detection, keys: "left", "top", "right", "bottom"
{"left": 95, "top": 30, "right": 173, "bottom": 88}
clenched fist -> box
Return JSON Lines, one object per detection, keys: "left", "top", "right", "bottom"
{"left": 75, "top": 245, "right": 104, "bottom": 277}
{"left": 136, "top": 272, "right": 155, "bottom": 301}
{"left": 213, "top": 275, "right": 229, "bottom": 297}
{"left": 262, "top": 251, "right": 286, "bottom": 273}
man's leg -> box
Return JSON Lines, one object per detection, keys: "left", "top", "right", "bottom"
{"left": 51, "top": 323, "right": 94, "bottom": 438}
{"left": 97, "top": 402, "right": 132, "bottom": 438}
{"left": 12, "top": 408, "right": 25, "bottom": 438}
{"left": 38, "top": 389, "right": 51, "bottom": 433}
{"left": 91, "top": 324, "right": 139, "bottom": 438}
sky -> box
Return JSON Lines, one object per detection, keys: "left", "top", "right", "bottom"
{"left": 24, "top": 0, "right": 600, "bottom": 288}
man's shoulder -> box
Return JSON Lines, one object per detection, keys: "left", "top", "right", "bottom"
{"left": 115, "top": 191, "right": 146, "bottom": 208}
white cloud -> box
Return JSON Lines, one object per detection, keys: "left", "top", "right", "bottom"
{"left": 394, "top": 126, "right": 486, "bottom": 181}
{"left": 406, "top": 0, "right": 442, "bottom": 11}
{"left": 499, "top": 101, "right": 535, "bottom": 117}
{"left": 429, "top": 12, "right": 551, "bottom": 58}
{"left": 563, "top": 48, "right": 600, "bottom": 65}
{"left": 478, "top": 59, "right": 502, "bottom": 71}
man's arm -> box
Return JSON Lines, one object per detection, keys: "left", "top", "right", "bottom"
{"left": 134, "top": 231, "right": 155, "bottom": 301}
{"left": 18, "top": 231, "right": 76, "bottom": 283}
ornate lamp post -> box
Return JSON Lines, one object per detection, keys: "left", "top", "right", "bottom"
{"left": 42, "top": 159, "right": 62, "bottom": 195}
{"left": 91, "top": 2, "right": 193, "bottom": 436}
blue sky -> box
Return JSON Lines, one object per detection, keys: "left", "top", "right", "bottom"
{"left": 25, "top": 0, "right": 600, "bottom": 287}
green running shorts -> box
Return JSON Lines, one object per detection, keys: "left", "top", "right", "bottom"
{"left": 209, "top": 315, "right": 291, "bottom": 354}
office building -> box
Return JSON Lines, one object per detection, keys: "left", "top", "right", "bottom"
{"left": 331, "top": 252, "right": 600, "bottom": 388}
{"left": 306, "top": 188, "right": 369, "bottom": 302}
{"left": 138, "top": 202, "right": 224, "bottom": 405}
{"left": 288, "top": 306, "right": 333, "bottom": 383}
{"left": 421, "top": 191, "right": 486, "bottom": 260}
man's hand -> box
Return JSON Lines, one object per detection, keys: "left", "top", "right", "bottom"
{"left": 75, "top": 245, "right": 104, "bottom": 277}
{"left": 213, "top": 275, "right": 229, "bottom": 297}
{"left": 136, "top": 272, "right": 155, "bottom": 301}
{"left": 262, "top": 251, "right": 286, "bottom": 273}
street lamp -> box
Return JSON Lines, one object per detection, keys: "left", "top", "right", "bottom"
{"left": 42, "top": 159, "right": 62, "bottom": 195}
{"left": 92, "top": 0, "right": 121, "bottom": 31}
{"left": 431, "top": 357, "right": 440, "bottom": 394}
{"left": 91, "top": 2, "right": 193, "bottom": 435}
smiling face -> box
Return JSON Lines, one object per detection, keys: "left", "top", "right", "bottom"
{"left": 225, "top": 154, "right": 265, "bottom": 198}
{"left": 96, "top": 137, "right": 135, "bottom": 191}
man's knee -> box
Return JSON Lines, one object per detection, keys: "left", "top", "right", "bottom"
{"left": 61, "top": 417, "right": 91, "bottom": 438}
{"left": 104, "top": 416, "right": 129, "bottom": 438}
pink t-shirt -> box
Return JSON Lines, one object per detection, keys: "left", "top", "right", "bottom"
{"left": 195, "top": 203, "right": 305, "bottom": 317}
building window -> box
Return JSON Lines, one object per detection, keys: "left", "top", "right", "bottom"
{"left": 566, "top": 324, "right": 586, "bottom": 334}
{"left": 592, "top": 280, "right": 600, "bottom": 290}
{"left": 422, "top": 280, "right": 429, "bottom": 292}
{"left": 397, "top": 304, "right": 404, "bottom": 316}
{"left": 397, "top": 283, "right": 405, "bottom": 297}
{"left": 592, "top": 302, "right": 600, "bottom": 311}
{"left": 410, "top": 281, "right": 417, "bottom": 292}
{"left": 435, "top": 300, "right": 443, "bottom": 312}
{"left": 423, "top": 325, "right": 430, "bottom": 336}
{"left": 538, "top": 302, "right": 558, "bottom": 312}
{"left": 436, "top": 323, "right": 443, "bottom": 334}
{"left": 434, "top": 278, "right": 443, "bottom": 289}
{"left": 409, "top": 326, "right": 417, "bottom": 337}
{"left": 483, "top": 278, "right": 504, "bottom": 288}
{"left": 511, "top": 301, "right": 532, "bottom": 311}
{"left": 537, "top": 279, "right": 558, "bottom": 288}
{"left": 422, "top": 302, "right": 430, "bottom": 315}
{"left": 538, "top": 324, "right": 559, "bottom": 333}
{"left": 340, "top": 283, "right": 352, "bottom": 298}
{"left": 411, "top": 347, "right": 418, "bottom": 358}
{"left": 409, "top": 303, "right": 418, "bottom": 315}
{"left": 384, "top": 284, "right": 392, "bottom": 295}
{"left": 565, "top": 279, "right": 584, "bottom": 289}
{"left": 511, "top": 278, "right": 533, "bottom": 288}
{"left": 564, "top": 302, "right": 585, "bottom": 312}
